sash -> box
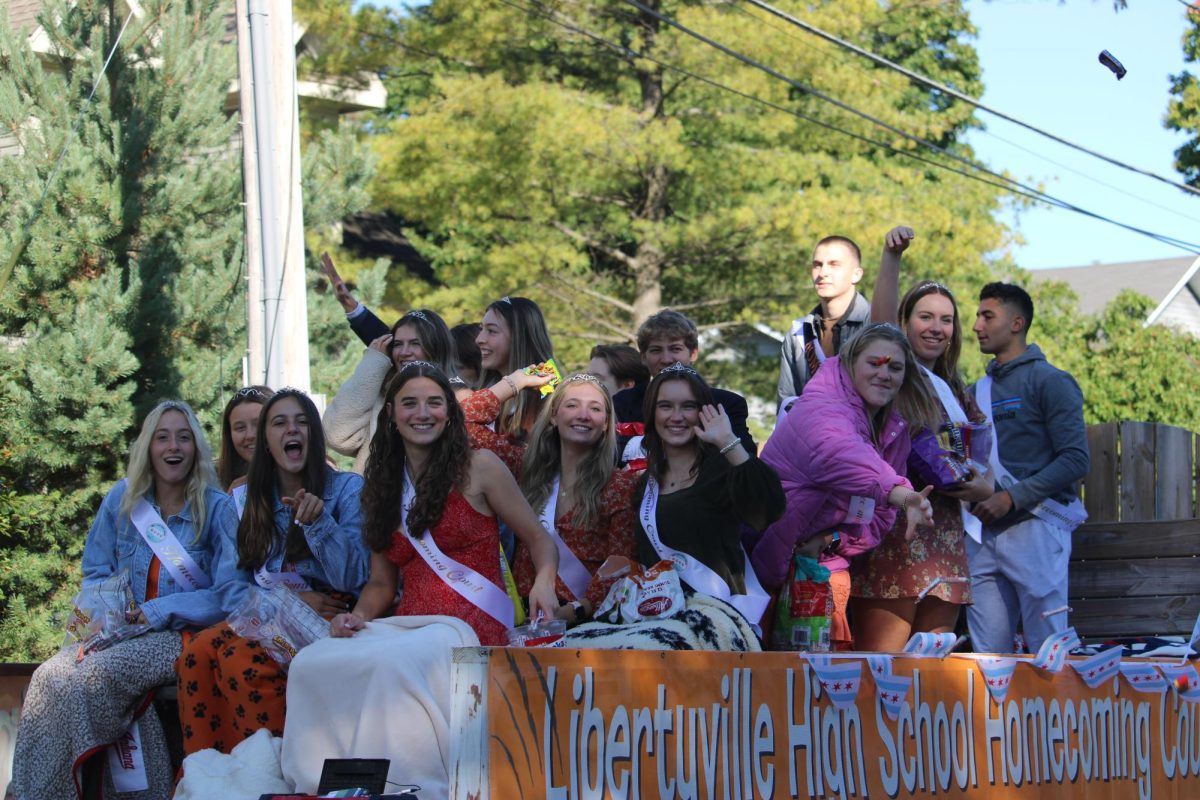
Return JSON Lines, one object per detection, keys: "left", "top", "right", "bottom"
{"left": 106, "top": 720, "right": 148, "bottom": 792}
{"left": 231, "top": 483, "right": 248, "bottom": 518}
{"left": 639, "top": 477, "right": 770, "bottom": 625}
{"left": 401, "top": 470, "right": 515, "bottom": 628}
{"left": 130, "top": 498, "right": 211, "bottom": 590}
{"left": 919, "top": 365, "right": 983, "bottom": 543}
{"left": 254, "top": 563, "right": 312, "bottom": 593}
{"left": 538, "top": 477, "right": 594, "bottom": 601}
{"left": 974, "top": 376, "right": 1088, "bottom": 532}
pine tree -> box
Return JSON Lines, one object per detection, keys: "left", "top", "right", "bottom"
{"left": 0, "top": 0, "right": 243, "bottom": 659}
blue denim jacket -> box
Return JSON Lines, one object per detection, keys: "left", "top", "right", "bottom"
{"left": 80, "top": 479, "right": 238, "bottom": 631}
{"left": 214, "top": 468, "right": 368, "bottom": 613}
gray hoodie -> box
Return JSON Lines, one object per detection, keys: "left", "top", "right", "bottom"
{"left": 972, "top": 343, "right": 1089, "bottom": 531}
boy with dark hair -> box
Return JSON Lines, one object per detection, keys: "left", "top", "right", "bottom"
{"left": 968, "top": 281, "right": 1089, "bottom": 655}
{"left": 777, "top": 235, "right": 873, "bottom": 409}
{"left": 588, "top": 344, "right": 649, "bottom": 398}
{"left": 612, "top": 310, "right": 756, "bottom": 455}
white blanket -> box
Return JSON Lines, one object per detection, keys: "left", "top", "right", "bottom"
{"left": 174, "top": 728, "right": 291, "bottom": 800}
{"left": 280, "top": 614, "right": 480, "bottom": 796}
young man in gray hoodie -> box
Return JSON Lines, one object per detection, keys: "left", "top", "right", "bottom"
{"left": 967, "top": 282, "right": 1090, "bottom": 655}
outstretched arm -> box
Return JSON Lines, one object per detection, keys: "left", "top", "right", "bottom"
{"left": 871, "top": 225, "right": 914, "bottom": 325}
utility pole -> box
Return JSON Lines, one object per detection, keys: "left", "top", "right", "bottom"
{"left": 236, "top": 0, "right": 311, "bottom": 393}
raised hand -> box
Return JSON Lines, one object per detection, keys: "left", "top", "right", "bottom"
{"left": 320, "top": 252, "right": 359, "bottom": 313}
{"left": 694, "top": 404, "right": 735, "bottom": 448}
{"left": 884, "top": 225, "right": 915, "bottom": 254}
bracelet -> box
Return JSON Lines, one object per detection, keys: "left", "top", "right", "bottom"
{"left": 719, "top": 438, "right": 741, "bottom": 455}
{"left": 502, "top": 375, "right": 519, "bottom": 395}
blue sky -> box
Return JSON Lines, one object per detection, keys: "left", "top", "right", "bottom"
{"left": 965, "top": 0, "right": 1200, "bottom": 269}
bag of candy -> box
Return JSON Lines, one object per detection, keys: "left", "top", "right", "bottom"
{"left": 593, "top": 557, "right": 685, "bottom": 624}
{"left": 64, "top": 574, "right": 153, "bottom": 655}
{"left": 226, "top": 585, "right": 330, "bottom": 669}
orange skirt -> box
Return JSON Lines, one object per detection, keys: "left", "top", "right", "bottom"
{"left": 176, "top": 622, "right": 287, "bottom": 756}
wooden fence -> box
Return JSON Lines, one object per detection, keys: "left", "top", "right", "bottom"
{"left": 1071, "top": 422, "right": 1200, "bottom": 640}
{"left": 1081, "top": 421, "right": 1199, "bottom": 523}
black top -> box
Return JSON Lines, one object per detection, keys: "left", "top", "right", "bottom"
{"left": 634, "top": 450, "right": 784, "bottom": 595}
{"left": 613, "top": 380, "right": 757, "bottom": 455}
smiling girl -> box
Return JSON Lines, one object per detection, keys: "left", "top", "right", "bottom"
{"left": 13, "top": 401, "right": 237, "bottom": 800}
{"left": 218, "top": 385, "right": 271, "bottom": 493}
{"left": 325, "top": 308, "right": 459, "bottom": 474}
{"left": 753, "top": 324, "right": 939, "bottom": 650}
{"left": 849, "top": 226, "right": 994, "bottom": 651}
{"left": 632, "top": 364, "right": 784, "bottom": 630}
{"left": 176, "top": 389, "right": 367, "bottom": 757}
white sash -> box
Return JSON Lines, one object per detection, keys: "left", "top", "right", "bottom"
{"left": 106, "top": 719, "right": 148, "bottom": 792}
{"left": 974, "top": 376, "right": 1088, "bottom": 532}
{"left": 254, "top": 563, "right": 312, "bottom": 593}
{"left": 401, "top": 470, "right": 514, "bottom": 628}
{"left": 231, "top": 483, "right": 248, "bottom": 518}
{"left": 130, "top": 498, "right": 211, "bottom": 590}
{"left": 919, "top": 365, "right": 983, "bottom": 543}
{"left": 538, "top": 477, "right": 594, "bottom": 601}
{"left": 639, "top": 477, "right": 769, "bottom": 625}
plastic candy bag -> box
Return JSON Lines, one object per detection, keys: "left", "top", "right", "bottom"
{"left": 770, "top": 553, "right": 832, "bottom": 652}
{"left": 226, "top": 585, "right": 330, "bottom": 669}
{"left": 64, "top": 575, "right": 153, "bottom": 655}
{"left": 593, "top": 557, "right": 685, "bottom": 624}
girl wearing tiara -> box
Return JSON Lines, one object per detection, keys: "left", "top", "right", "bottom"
{"left": 325, "top": 308, "right": 460, "bottom": 474}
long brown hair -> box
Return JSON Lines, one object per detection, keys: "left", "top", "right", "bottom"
{"left": 217, "top": 385, "right": 271, "bottom": 490}
{"left": 840, "top": 323, "right": 942, "bottom": 433}
{"left": 479, "top": 296, "right": 555, "bottom": 439}
{"left": 383, "top": 309, "right": 457, "bottom": 394}
{"left": 898, "top": 281, "right": 967, "bottom": 402}
{"left": 237, "top": 390, "right": 329, "bottom": 570}
{"left": 638, "top": 365, "right": 716, "bottom": 492}
{"left": 361, "top": 363, "right": 471, "bottom": 552}
{"left": 520, "top": 376, "right": 616, "bottom": 530}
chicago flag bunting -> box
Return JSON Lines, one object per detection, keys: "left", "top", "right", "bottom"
{"left": 1031, "top": 627, "right": 1080, "bottom": 673}
{"left": 978, "top": 657, "right": 1018, "bottom": 705}
{"left": 1159, "top": 664, "right": 1200, "bottom": 703}
{"left": 874, "top": 672, "right": 914, "bottom": 722}
{"left": 806, "top": 656, "right": 864, "bottom": 711}
{"left": 1069, "top": 646, "right": 1122, "bottom": 689}
{"left": 902, "top": 631, "right": 958, "bottom": 657}
{"left": 1119, "top": 662, "right": 1167, "bottom": 694}
{"left": 866, "top": 654, "right": 893, "bottom": 679}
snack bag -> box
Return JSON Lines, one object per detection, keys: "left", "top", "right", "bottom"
{"left": 507, "top": 616, "right": 567, "bottom": 647}
{"left": 64, "top": 575, "right": 153, "bottom": 655}
{"left": 593, "top": 558, "right": 685, "bottom": 624}
{"left": 908, "top": 420, "right": 993, "bottom": 489}
{"left": 227, "top": 585, "right": 330, "bottom": 669}
{"left": 770, "top": 553, "right": 832, "bottom": 652}
{"left": 524, "top": 358, "right": 563, "bottom": 397}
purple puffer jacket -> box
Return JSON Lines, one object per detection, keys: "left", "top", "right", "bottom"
{"left": 750, "top": 356, "right": 913, "bottom": 590}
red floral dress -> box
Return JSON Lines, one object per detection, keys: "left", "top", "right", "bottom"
{"left": 850, "top": 392, "right": 984, "bottom": 604}
{"left": 386, "top": 491, "right": 509, "bottom": 646}
{"left": 512, "top": 468, "right": 641, "bottom": 608}
{"left": 460, "top": 388, "right": 529, "bottom": 478}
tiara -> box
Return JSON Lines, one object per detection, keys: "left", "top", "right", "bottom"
{"left": 274, "top": 386, "right": 307, "bottom": 396}
{"left": 398, "top": 360, "right": 440, "bottom": 373}
{"left": 233, "top": 386, "right": 270, "bottom": 401}
{"left": 563, "top": 373, "right": 604, "bottom": 389}
{"left": 406, "top": 309, "right": 431, "bottom": 324}
{"left": 449, "top": 376, "right": 467, "bottom": 386}
{"left": 914, "top": 281, "right": 955, "bottom": 298}
{"left": 660, "top": 362, "right": 699, "bottom": 377}
{"left": 499, "top": 296, "right": 513, "bottom": 305}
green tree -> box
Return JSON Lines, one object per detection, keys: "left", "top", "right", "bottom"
{"left": 1167, "top": 5, "right": 1200, "bottom": 186}
{"left": 311, "top": 0, "right": 1015, "bottom": 381}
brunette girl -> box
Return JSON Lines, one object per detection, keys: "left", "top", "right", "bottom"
{"left": 218, "top": 384, "right": 271, "bottom": 493}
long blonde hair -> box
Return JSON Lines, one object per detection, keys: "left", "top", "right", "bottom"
{"left": 120, "top": 400, "right": 218, "bottom": 540}
{"left": 519, "top": 376, "right": 616, "bottom": 531}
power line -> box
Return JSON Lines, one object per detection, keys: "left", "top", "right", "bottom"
{"left": 721, "top": 0, "right": 1200, "bottom": 227}
{"left": 740, "top": 0, "right": 1200, "bottom": 199}
{"left": 497, "top": 0, "right": 1200, "bottom": 252}
{"left": 615, "top": 0, "right": 1200, "bottom": 251}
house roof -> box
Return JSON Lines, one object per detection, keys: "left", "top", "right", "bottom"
{"left": 3, "top": 0, "right": 42, "bottom": 33}
{"left": 1036, "top": 256, "right": 1198, "bottom": 316}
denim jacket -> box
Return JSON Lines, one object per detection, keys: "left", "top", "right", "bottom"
{"left": 214, "top": 468, "right": 368, "bottom": 613}
{"left": 80, "top": 479, "right": 238, "bottom": 631}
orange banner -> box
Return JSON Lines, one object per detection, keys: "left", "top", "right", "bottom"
{"left": 486, "top": 649, "right": 1200, "bottom": 799}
